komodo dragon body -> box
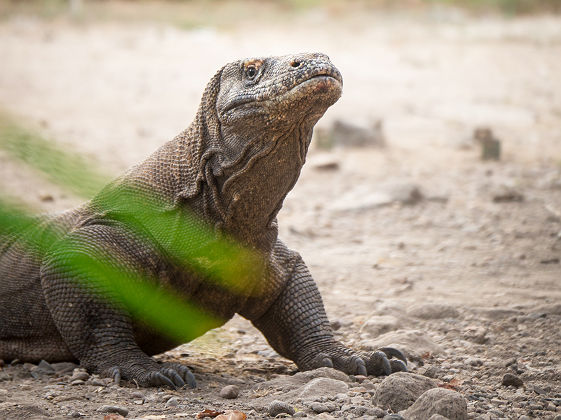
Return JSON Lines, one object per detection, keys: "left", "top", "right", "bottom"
{"left": 0, "top": 53, "right": 406, "bottom": 388}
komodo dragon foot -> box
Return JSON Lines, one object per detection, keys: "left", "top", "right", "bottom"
{"left": 251, "top": 247, "right": 408, "bottom": 378}
{"left": 106, "top": 361, "right": 196, "bottom": 389}
{"left": 301, "top": 345, "right": 408, "bottom": 376}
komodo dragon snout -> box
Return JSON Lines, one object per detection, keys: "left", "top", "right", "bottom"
{"left": 0, "top": 53, "right": 406, "bottom": 389}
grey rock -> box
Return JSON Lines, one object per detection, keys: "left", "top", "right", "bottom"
{"left": 70, "top": 369, "right": 90, "bottom": 382}
{"left": 429, "top": 415, "right": 450, "bottom": 420}
{"left": 130, "top": 391, "right": 145, "bottom": 401}
{"left": 463, "top": 326, "right": 488, "bottom": 344}
{"left": 362, "top": 315, "right": 401, "bottom": 337}
{"left": 165, "top": 396, "right": 179, "bottom": 407}
{"left": 298, "top": 377, "right": 349, "bottom": 399}
{"left": 501, "top": 373, "right": 524, "bottom": 388}
{"left": 407, "top": 303, "right": 460, "bottom": 320}
{"left": 309, "top": 154, "right": 340, "bottom": 171}
{"left": 51, "top": 362, "right": 78, "bottom": 374}
{"left": 30, "top": 360, "right": 55, "bottom": 378}
{"left": 533, "top": 303, "right": 561, "bottom": 315}
{"left": 268, "top": 400, "right": 295, "bottom": 417}
{"left": 310, "top": 402, "right": 338, "bottom": 413}
{"left": 294, "top": 367, "right": 350, "bottom": 383}
{"left": 330, "top": 182, "right": 423, "bottom": 212}
{"left": 384, "top": 415, "right": 405, "bottom": 420}
{"left": 474, "top": 307, "right": 522, "bottom": 320}
{"left": 374, "top": 372, "right": 436, "bottom": 412}
{"left": 362, "top": 329, "right": 443, "bottom": 358}
{"left": 0, "top": 371, "right": 11, "bottom": 382}
{"left": 219, "top": 384, "right": 240, "bottom": 399}
{"left": 401, "top": 388, "right": 467, "bottom": 420}
{"left": 492, "top": 186, "right": 524, "bottom": 203}
{"left": 464, "top": 357, "right": 483, "bottom": 367}
{"left": 422, "top": 366, "right": 444, "bottom": 379}
{"left": 98, "top": 405, "right": 129, "bottom": 417}
{"left": 474, "top": 127, "right": 501, "bottom": 161}
{"left": 368, "top": 407, "right": 387, "bottom": 417}
{"left": 37, "top": 359, "right": 54, "bottom": 372}
{"left": 315, "top": 119, "right": 386, "bottom": 150}
{"left": 90, "top": 378, "right": 105, "bottom": 386}
{"left": 293, "top": 412, "right": 307, "bottom": 418}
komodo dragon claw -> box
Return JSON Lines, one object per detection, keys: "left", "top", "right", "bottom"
{"left": 379, "top": 347, "right": 408, "bottom": 365}
{"left": 108, "top": 363, "right": 196, "bottom": 389}
{"left": 307, "top": 346, "right": 406, "bottom": 376}
{"left": 366, "top": 347, "right": 408, "bottom": 375}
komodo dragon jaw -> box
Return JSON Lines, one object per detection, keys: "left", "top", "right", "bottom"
{"left": 0, "top": 53, "right": 407, "bottom": 390}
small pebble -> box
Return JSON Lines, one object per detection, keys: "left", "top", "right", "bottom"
{"left": 71, "top": 369, "right": 90, "bottom": 382}
{"left": 310, "top": 402, "right": 337, "bottom": 413}
{"left": 90, "top": 379, "right": 105, "bottom": 386}
{"left": 98, "top": 405, "right": 128, "bottom": 417}
{"left": 165, "top": 396, "right": 179, "bottom": 407}
{"left": 502, "top": 373, "right": 524, "bottom": 388}
{"left": 219, "top": 384, "right": 240, "bottom": 399}
{"left": 268, "top": 400, "right": 295, "bottom": 417}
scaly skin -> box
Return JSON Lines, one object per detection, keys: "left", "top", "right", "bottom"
{"left": 0, "top": 53, "right": 406, "bottom": 388}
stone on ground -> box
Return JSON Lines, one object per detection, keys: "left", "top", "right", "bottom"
{"left": 373, "top": 372, "right": 436, "bottom": 412}
{"left": 297, "top": 377, "right": 349, "bottom": 399}
{"left": 407, "top": 303, "right": 460, "bottom": 320}
{"left": 400, "top": 388, "right": 468, "bottom": 420}
{"left": 361, "top": 329, "right": 443, "bottom": 359}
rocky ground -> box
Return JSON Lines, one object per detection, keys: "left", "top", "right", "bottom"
{"left": 1, "top": 2, "right": 561, "bottom": 419}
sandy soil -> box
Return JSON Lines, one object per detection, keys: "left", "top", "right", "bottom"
{"left": 0, "top": 4, "right": 560, "bottom": 419}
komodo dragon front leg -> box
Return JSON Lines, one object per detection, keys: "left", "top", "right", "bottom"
{"left": 252, "top": 242, "right": 407, "bottom": 376}
{"left": 40, "top": 223, "right": 196, "bottom": 389}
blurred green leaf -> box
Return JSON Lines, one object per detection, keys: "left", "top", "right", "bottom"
{"left": 0, "top": 112, "right": 109, "bottom": 199}
{"left": 0, "top": 111, "right": 262, "bottom": 344}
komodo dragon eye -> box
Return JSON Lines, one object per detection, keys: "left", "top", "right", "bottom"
{"left": 246, "top": 65, "right": 258, "bottom": 79}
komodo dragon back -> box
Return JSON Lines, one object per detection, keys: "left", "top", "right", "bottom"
{"left": 0, "top": 53, "right": 407, "bottom": 388}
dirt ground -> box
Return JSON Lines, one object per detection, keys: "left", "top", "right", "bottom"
{"left": 0, "top": 2, "right": 560, "bottom": 419}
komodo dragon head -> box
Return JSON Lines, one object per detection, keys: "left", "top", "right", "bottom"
{"left": 193, "top": 53, "right": 342, "bottom": 245}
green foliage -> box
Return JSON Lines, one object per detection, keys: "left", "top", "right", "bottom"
{"left": 0, "top": 111, "right": 261, "bottom": 343}
{"left": 0, "top": 113, "right": 109, "bottom": 199}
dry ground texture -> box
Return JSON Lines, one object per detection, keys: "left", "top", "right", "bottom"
{"left": 0, "top": 1, "right": 561, "bottom": 419}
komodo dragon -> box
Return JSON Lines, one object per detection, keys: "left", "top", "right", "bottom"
{"left": 0, "top": 53, "right": 406, "bottom": 388}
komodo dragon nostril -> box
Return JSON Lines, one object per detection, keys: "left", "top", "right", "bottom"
{"left": 290, "top": 60, "right": 301, "bottom": 68}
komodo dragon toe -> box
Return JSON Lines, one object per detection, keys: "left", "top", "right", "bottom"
{"left": 108, "top": 362, "right": 195, "bottom": 389}
{"left": 301, "top": 345, "right": 407, "bottom": 376}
